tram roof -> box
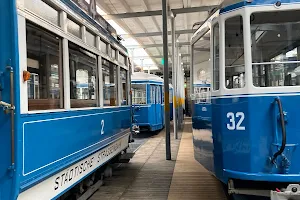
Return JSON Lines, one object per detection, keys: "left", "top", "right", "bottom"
{"left": 62, "top": 0, "right": 127, "bottom": 53}
{"left": 221, "top": 0, "right": 300, "bottom": 13}
{"left": 131, "top": 72, "right": 164, "bottom": 83}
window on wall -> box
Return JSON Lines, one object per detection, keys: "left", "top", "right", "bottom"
{"left": 69, "top": 42, "right": 97, "bottom": 108}
{"left": 213, "top": 23, "right": 220, "bottom": 90}
{"left": 26, "top": 22, "right": 63, "bottom": 111}
{"left": 120, "top": 68, "right": 128, "bottom": 105}
{"left": 132, "top": 84, "right": 146, "bottom": 104}
{"left": 102, "top": 59, "right": 117, "bottom": 106}
{"left": 225, "top": 16, "right": 245, "bottom": 89}
{"left": 251, "top": 10, "right": 300, "bottom": 87}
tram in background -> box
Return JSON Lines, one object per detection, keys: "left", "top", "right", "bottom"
{"left": 0, "top": 0, "right": 133, "bottom": 199}
{"left": 191, "top": 0, "right": 300, "bottom": 199}
{"left": 192, "top": 83, "right": 211, "bottom": 129}
{"left": 131, "top": 72, "right": 164, "bottom": 132}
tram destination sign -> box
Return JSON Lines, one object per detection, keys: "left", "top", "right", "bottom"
{"left": 69, "top": 0, "right": 117, "bottom": 35}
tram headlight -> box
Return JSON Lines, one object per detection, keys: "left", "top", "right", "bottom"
{"left": 275, "top": 1, "right": 281, "bottom": 7}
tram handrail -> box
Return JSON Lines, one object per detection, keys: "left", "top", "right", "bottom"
{"left": 271, "top": 97, "right": 287, "bottom": 164}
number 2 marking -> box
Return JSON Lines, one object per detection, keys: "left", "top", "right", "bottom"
{"left": 226, "top": 112, "right": 245, "bottom": 131}
{"left": 101, "top": 120, "right": 105, "bottom": 135}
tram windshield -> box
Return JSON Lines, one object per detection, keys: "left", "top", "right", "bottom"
{"left": 251, "top": 10, "right": 300, "bottom": 87}
{"left": 225, "top": 15, "right": 245, "bottom": 89}
{"left": 132, "top": 84, "right": 146, "bottom": 104}
{"left": 194, "top": 87, "right": 210, "bottom": 104}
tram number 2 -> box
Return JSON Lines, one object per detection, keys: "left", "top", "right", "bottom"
{"left": 226, "top": 112, "right": 245, "bottom": 131}
{"left": 101, "top": 120, "right": 105, "bottom": 135}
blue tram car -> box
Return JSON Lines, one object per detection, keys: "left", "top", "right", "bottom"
{"left": 131, "top": 72, "right": 164, "bottom": 132}
{"left": 191, "top": 0, "right": 300, "bottom": 199}
{"left": 0, "top": 0, "right": 132, "bottom": 199}
{"left": 192, "top": 83, "right": 211, "bottom": 129}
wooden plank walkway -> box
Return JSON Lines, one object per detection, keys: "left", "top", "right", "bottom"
{"left": 90, "top": 126, "right": 182, "bottom": 200}
{"left": 167, "top": 120, "right": 227, "bottom": 200}
{"left": 90, "top": 118, "right": 227, "bottom": 200}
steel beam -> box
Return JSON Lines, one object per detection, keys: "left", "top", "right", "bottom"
{"left": 102, "top": 5, "right": 217, "bottom": 19}
{"left": 125, "top": 42, "right": 208, "bottom": 49}
{"left": 120, "top": 28, "right": 204, "bottom": 38}
{"left": 126, "top": 44, "right": 210, "bottom": 49}
{"left": 162, "top": 0, "right": 171, "bottom": 160}
{"left": 194, "top": 47, "right": 210, "bottom": 51}
{"left": 133, "top": 54, "right": 189, "bottom": 59}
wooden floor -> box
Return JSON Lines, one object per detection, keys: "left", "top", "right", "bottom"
{"left": 90, "top": 118, "right": 227, "bottom": 200}
{"left": 90, "top": 125, "right": 182, "bottom": 200}
{"left": 167, "top": 120, "right": 227, "bottom": 200}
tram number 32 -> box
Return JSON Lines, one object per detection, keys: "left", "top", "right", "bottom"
{"left": 226, "top": 112, "right": 245, "bottom": 131}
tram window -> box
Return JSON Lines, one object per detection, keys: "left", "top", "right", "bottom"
{"left": 157, "top": 86, "right": 161, "bottom": 104}
{"left": 86, "top": 30, "right": 96, "bottom": 47}
{"left": 150, "top": 85, "right": 155, "bottom": 104}
{"left": 120, "top": 68, "right": 128, "bottom": 105}
{"left": 132, "top": 84, "right": 146, "bottom": 104}
{"left": 26, "top": 23, "right": 63, "bottom": 111}
{"left": 102, "top": 59, "right": 118, "bottom": 106}
{"left": 24, "top": 0, "right": 59, "bottom": 26}
{"left": 225, "top": 16, "right": 245, "bottom": 89}
{"left": 169, "top": 90, "right": 173, "bottom": 103}
{"left": 112, "top": 48, "right": 116, "bottom": 59}
{"left": 69, "top": 42, "right": 97, "bottom": 108}
{"left": 251, "top": 10, "right": 300, "bottom": 87}
{"left": 100, "top": 40, "right": 107, "bottom": 54}
{"left": 213, "top": 23, "right": 220, "bottom": 90}
{"left": 119, "top": 53, "right": 126, "bottom": 65}
{"left": 67, "top": 18, "right": 81, "bottom": 38}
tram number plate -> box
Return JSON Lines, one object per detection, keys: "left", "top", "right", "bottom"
{"left": 226, "top": 112, "right": 245, "bottom": 131}
{"left": 101, "top": 120, "right": 105, "bottom": 135}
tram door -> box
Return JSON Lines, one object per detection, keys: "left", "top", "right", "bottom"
{"left": 156, "top": 86, "right": 163, "bottom": 126}
{"left": 0, "top": 1, "right": 17, "bottom": 199}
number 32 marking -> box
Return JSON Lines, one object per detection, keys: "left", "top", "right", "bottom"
{"left": 226, "top": 112, "right": 245, "bottom": 130}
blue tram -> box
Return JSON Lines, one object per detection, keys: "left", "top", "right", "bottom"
{"left": 191, "top": 0, "right": 300, "bottom": 199}
{"left": 0, "top": 0, "right": 132, "bottom": 199}
{"left": 131, "top": 72, "right": 164, "bottom": 132}
{"left": 192, "top": 83, "right": 211, "bottom": 129}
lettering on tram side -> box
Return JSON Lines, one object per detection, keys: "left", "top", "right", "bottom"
{"left": 54, "top": 140, "right": 122, "bottom": 190}
{"left": 17, "top": 136, "right": 128, "bottom": 200}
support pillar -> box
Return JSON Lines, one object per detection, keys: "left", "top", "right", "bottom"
{"left": 171, "top": 16, "right": 178, "bottom": 139}
{"left": 162, "top": 0, "right": 171, "bottom": 160}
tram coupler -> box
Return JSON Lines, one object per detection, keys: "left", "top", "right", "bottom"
{"left": 271, "top": 184, "right": 300, "bottom": 200}
{"left": 132, "top": 124, "right": 140, "bottom": 135}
